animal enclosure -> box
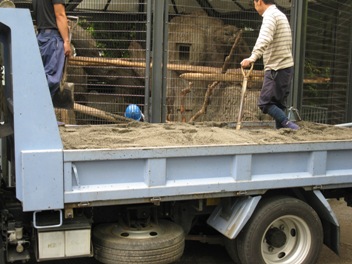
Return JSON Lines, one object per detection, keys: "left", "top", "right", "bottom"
{"left": 9, "top": 0, "right": 352, "bottom": 125}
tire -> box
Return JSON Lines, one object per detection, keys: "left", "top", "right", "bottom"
{"left": 236, "top": 196, "right": 323, "bottom": 264}
{"left": 0, "top": 238, "right": 5, "bottom": 264}
{"left": 93, "top": 220, "right": 185, "bottom": 264}
{"left": 224, "top": 237, "right": 241, "bottom": 264}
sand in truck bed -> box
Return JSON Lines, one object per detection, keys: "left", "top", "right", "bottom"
{"left": 59, "top": 121, "right": 352, "bottom": 150}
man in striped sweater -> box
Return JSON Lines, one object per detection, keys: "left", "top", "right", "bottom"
{"left": 241, "top": 0, "right": 299, "bottom": 130}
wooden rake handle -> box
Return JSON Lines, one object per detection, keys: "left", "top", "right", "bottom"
{"left": 240, "top": 63, "right": 254, "bottom": 78}
{"left": 236, "top": 63, "right": 254, "bottom": 130}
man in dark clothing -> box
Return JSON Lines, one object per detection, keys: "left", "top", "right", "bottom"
{"left": 32, "top": 0, "right": 71, "bottom": 97}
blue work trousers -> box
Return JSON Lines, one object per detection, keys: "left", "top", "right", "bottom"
{"left": 258, "top": 67, "right": 294, "bottom": 113}
{"left": 37, "top": 29, "right": 65, "bottom": 97}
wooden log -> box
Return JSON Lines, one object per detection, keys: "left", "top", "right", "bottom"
{"left": 303, "top": 77, "right": 331, "bottom": 84}
{"left": 69, "top": 56, "right": 225, "bottom": 74}
{"left": 73, "top": 103, "right": 133, "bottom": 123}
{"left": 180, "top": 72, "right": 330, "bottom": 84}
{"left": 221, "top": 29, "right": 243, "bottom": 73}
{"left": 188, "top": 31, "right": 244, "bottom": 123}
{"left": 69, "top": 57, "right": 330, "bottom": 84}
{"left": 179, "top": 72, "right": 263, "bottom": 82}
{"left": 180, "top": 82, "right": 193, "bottom": 123}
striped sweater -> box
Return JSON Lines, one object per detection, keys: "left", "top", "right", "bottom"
{"left": 249, "top": 5, "right": 294, "bottom": 71}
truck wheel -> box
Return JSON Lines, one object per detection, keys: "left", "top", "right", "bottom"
{"left": 224, "top": 237, "right": 241, "bottom": 263}
{"left": 236, "top": 196, "right": 323, "bottom": 264}
{"left": 0, "top": 238, "right": 5, "bottom": 264}
{"left": 92, "top": 220, "right": 185, "bottom": 264}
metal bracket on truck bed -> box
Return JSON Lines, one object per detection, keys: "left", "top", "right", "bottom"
{"left": 33, "top": 210, "right": 63, "bottom": 229}
{"left": 207, "top": 195, "right": 262, "bottom": 239}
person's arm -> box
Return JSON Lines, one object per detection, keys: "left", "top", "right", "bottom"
{"left": 54, "top": 3, "right": 71, "bottom": 57}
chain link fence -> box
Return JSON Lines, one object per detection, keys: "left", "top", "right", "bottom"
{"left": 303, "top": 0, "right": 352, "bottom": 124}
{"left": 8, "top": 0, "right": 352, "bottom": 125}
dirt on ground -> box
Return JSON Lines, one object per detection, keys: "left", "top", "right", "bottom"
{"left": 59, "top": 121, "right": 352, "bottom": 150}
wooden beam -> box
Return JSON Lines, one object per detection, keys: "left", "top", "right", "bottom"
{"left": 69, "top": 56, "right": 330, "bottom": 84}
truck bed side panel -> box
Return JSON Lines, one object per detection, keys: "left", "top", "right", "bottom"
{"left": 62, "top": 142, "right": 352, "bottom": 205}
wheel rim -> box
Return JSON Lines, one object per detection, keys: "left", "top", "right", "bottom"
{"left": 261, "top": 215, "right": 312, "bottom": 264}
{"left": 112, "top": 221, "right": 162, "bottom": 239}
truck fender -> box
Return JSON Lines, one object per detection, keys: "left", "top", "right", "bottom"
{"left": 304, "top": 190, "right": 340, "bottom": 255}
{"left": 206, "top": 196, "right": 262, "bottom": 239}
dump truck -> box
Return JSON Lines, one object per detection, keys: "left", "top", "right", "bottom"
{"left": 1, "top": 7, "right": 352, "bottom": 264}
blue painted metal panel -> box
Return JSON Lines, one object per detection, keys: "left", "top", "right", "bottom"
{"left": 63, "top": 142, "right": 352, "bottom": 204}
{"left": 21, "top": 150, "right": 63, "bottom": 211}
{"left": 0, "top": 9, "right": 63, "bottom": 210}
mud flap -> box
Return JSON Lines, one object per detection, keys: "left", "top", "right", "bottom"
{"left": 206, "top": 196, "right": 261, "bottom": 239}
{"left": 305, "top": 190, "right": 340, "bottom": 255}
